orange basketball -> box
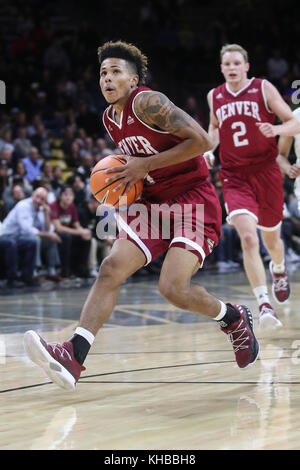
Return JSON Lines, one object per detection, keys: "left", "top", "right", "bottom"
{"left": 90, "top": 154, "right": 143, "bottom": 208}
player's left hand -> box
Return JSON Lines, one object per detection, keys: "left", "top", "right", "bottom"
{"left": 256, "top": 122, "right": 277, "bottom": 137}
{"left": 288, "top": 164, "right": 300, "bottom": 179}
{"left": 105, "top": 156, "right": 150, "bottom": 194}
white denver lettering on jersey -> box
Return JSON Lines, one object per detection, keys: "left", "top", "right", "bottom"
{"left": 118, "top": 136, "right": 159, "bottom": 156}
{"left": 216, "top": 101, "right": 261, "bottom": 128}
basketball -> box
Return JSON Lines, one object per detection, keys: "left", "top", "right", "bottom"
{"left": 90, "top": 154, "right": 143, "bottom": 208}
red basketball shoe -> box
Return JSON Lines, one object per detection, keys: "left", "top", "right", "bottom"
{"left": 259, "top": 302, "right": 282, "bottom": 330}
{"left": 269, "top": 261, "right": 290, "bottom": 304}
{"left": 24, "top": 330, "right": 85, "bottom": 390}
{"left": 220, "top": 304, "right": 259, "bottom": 369}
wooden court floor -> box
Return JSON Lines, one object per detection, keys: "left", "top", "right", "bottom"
{"left": 1, "top": 267, "right": 300, "bottom": 450}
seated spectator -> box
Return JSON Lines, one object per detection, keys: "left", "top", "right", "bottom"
{"left": 41, "top": 160, "right": 53, "bottom": 180}
{"left": 76, "top": 153, "right": 94, "bottom": 186}
{"left": 22, "top": 146, "right": 43, "bottom": 183}
{"left": 66, "top": 173, "right": 88, "bottom": 215}
{"left": 30, "top": 123, "right": 52, "bottom": 158}
{"left": 78, "top": 195, "right": 114, "bottom": 277}
{"left": 51, "top": 166, "right": 64, "bottom": 198}
{"left": 27, "top": 113, "right": 44, "bottom": 138}
{"left": 10, "top": 160, "right": 32, "bottom": 194}
{"left": 61, "top": 124, "right": 76, "bottom": 156}
{"left": 13, "top": 126, "right": 32, "bottom": 159}
{"left": 0, "top": 147, "right": 13, "bottom": 172}
{"left": 32, "top": 175, "right": 56, "bottom": 204}
{"left": 0, "top": 162, "right": 9, "bottom": 199}
{"left": 2, "top": 183, "right": 25, "bottom": 214}
{"left": 50, "top": 185, "right": 91, "bottom": 278}
{"left": 0, "top": 128, "right": 14, "bottom": 153}
{"left": 66, "top": 140, "right": 81, "bottom": 168}
{"left": 1, "top": 187, "right": 63, "bottom": 282}
{"left": 0, "top": 236, "right": 37, "bottom": 288}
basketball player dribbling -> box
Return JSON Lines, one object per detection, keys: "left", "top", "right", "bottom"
{"left": 205, "top": 44, "right": 300, "bottom": 330}
{"left": 23, "top": 41, "right": 259, "bottom": 390}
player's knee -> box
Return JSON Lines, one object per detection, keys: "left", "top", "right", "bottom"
{"left": 158, "top": 278, "right": 189, "bottom": 309}
{"left": 98, "top": 255, "right": 125, "bottom": 287}
{"left": 240, "top": 231, "right": 259, "bottom": 251}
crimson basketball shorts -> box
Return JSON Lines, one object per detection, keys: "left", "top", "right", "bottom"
{"left": 220, "top": 162, "right": 284, "bottom": 231}
{"left": 115, "top": 180, "right": 222, "bottom": 267}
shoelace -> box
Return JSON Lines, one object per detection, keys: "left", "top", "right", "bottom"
{"left": 227, "top": 319, "right": 249, "bottom": 352}
{"left": 273, "top": 276, "right": 288, "bottom": 291}
{"left": 260, "top": 306, "right": 275, "bottom": 316}
{"left": 49, "top": 342, "right": 72, "bottom": 361}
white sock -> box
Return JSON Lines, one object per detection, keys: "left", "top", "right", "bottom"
{"left": 253, "top": 285, "right": 270, "bottom": 306}
{"left": 213, "top": 300, "right": 227, "bottom": 321}
{"left": 271, "top": 259, "right": 285, "bottom": 274}
{"left": 75, "top": 327, "right": 95, "bottom": 346}
{"left": 48, "top": 267, "right": 56, "bottom": 276}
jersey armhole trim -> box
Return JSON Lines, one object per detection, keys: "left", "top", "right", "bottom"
{"left": 261, "top": 79, "right": 273, "bottom": 114}
{"left": 102, "top": 109, "right": 115, "bottom": 142}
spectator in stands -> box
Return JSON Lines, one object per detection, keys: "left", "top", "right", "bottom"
{"left": 10, "top": 160, "right": 32, "bottom": 194}
{"left": 76, "top": 153, "right": 94, "bottom": 185}
{"left": 0, "top": 146, "right": 13, "bottom": 170}
{"left": 61, "top": 124, "right": 76, "bottom": 156}
{"left": 78, "top": 195, "right": 114, "bottom": 277}
{"left": 0, "top": 162, "right": 9, "bottom": 198}
{"left": 27, "top": 113, "right": 44, "bottom": 138}
{"left": 50, "top": 185, "right": 91, "bottom": 278}
{"left": 51, "top": 166, "right": 64, "bottom": 198}
{"left": 67, "top": 173, "right": 88, "bottom": 215}
{"left": 32, "top": 175, "right": 56, "bottom": 204}
{"left": 2, "top": 182, "right": 25, "bottom": 214}
{"left": 13, "top": 126, "right": 32, "bottom": 159}
{"left": 66, "top": 140, "right": 81, "bottom": 168}
{"left": 0, "top": 236, "right": 37, "bottom": 288}
{"left": 22, "top": 146, "right": 43, "bottom": 183}
{"left": 1, "top": 187, "right": 63, "bottom": 282}
{"left": 0, "top": 128, "right": 14, "bottom": 153}
{"left": 30, "top": 123, "right": 52, "bottom": 158}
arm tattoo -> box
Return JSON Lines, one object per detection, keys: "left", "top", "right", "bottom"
{"left": 134, "top": 91, "right": 193, "bottom": 134}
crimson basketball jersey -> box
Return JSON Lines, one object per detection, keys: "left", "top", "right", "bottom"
{"left": 102, "top": 86, "right": 209, "bottom": 202}
{"left": 212, "top": 78, "right": 278, "bottom": 169}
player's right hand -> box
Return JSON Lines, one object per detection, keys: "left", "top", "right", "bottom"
{"left": 203, "top": 151, "right": 215, "bottom": 169}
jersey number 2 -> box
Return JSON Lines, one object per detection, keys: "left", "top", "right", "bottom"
{"left": 232, "top": 121, "right": 249, "bottom": 147}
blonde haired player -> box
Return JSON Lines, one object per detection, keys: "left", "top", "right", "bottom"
{"left": 205, "top": 44, "right": 300, "bottom": 330}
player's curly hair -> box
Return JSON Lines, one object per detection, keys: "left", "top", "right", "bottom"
{"left": 98, "top": 40, "right": 148, "bottom": 86}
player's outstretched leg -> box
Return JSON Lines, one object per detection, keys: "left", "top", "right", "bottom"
{"left": 24, "top": 239, "right": 146, "bottom": 389}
